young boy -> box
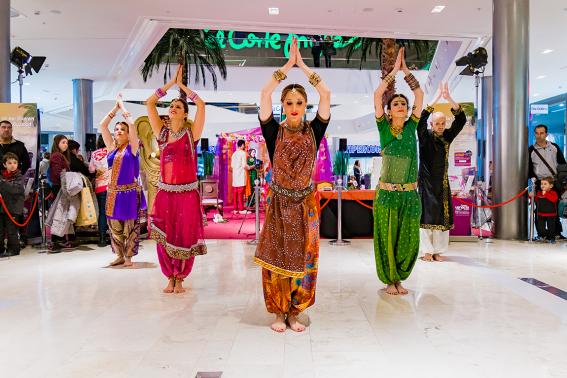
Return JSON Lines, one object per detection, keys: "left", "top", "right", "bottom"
{"left": 0, "top": 152, "right": 25, "bottom": 257}
{"left": 535, "top": 176, "right": 559, "bottom": 244}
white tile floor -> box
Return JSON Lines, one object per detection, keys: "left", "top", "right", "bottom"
{"left": 1, "top": 238, "right": 567, "bottom": 378}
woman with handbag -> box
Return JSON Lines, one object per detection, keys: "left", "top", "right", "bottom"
{"left": 99, "top": 97, "right": 146, "bottom": 267}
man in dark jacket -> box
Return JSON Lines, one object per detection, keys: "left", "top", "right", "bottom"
{"left": 0, "top": 120, "right": 31, "bottom": 174}
{"left": 0, "top": 152, "right": 25, "bottom": 257}
{"left": 418, "top": 84, "right": 467, "bottom": 262}
{"left": 528, "top": 124, "right": 566, "bottom": 238}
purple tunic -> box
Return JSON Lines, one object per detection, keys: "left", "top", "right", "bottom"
{"left": 106, "top": 145, "right": 147, "bottom": 220}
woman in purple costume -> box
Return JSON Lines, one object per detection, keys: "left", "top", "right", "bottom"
{"left": 99, "top": 99, "right": 146, "bottom": 267}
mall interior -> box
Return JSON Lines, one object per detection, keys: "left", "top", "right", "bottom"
{"left": 1, "top": 0, "right": 566, "bottom": 377}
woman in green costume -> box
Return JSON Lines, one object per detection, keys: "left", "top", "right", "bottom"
{"left": 373, "top": 48, "right": 424, "bottom": 295}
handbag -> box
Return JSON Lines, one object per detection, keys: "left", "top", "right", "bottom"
{"left": 76, "top": 176, "right": 97, "bottom": 226}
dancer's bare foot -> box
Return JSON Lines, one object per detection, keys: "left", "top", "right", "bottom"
{"left": 123, "top": 257, "right": 133, "bottom": 267}
{"left": 420, "top": 253, "right": 434, "bottom": 262}
{"left": 385, "top": 284, "right": 399, "bottom": 295}
{"left": 287, "top": 315, "right": 306, "bottom": 332}
{"left": 173, "top": 277, "right": 186, "bottom": 293}
{"left": 109, "top": 257, "right": 125, "bottom": 266}
{"left": 271, "top": 314, "right": 286, "bottom": 333}
{"left": 432, "top": 254, "right": 446, "bottom": 262}
{"left": 395, "top": 282, "right": 409, "bottom": 295}
{"left": 163, "top": 277, "right": 175, "bottom": 293}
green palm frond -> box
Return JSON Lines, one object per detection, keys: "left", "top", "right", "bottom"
{"left": 141, "top": 29, "right": 227, "bottom": 92}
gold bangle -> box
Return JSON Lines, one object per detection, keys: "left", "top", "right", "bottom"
{"left": 383, "top": 74, "right": 395, "bottom": 85}
{"left": 308, "top": 72, "right": 321, "bottom": 87}
{"left": 108, "top": 112, "right": 116, "bottom": 119}
{"left": 273, "top": 69, "right": 287, "bottom": 82}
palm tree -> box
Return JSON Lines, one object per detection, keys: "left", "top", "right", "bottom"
{"left": 345, "top": 38, "right": 437, "bottom": 104}
{"left": 141, "top": 29, "right": 227, "bottom": 100}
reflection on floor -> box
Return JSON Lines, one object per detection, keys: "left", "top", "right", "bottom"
{"left": 1, "top": 239, "right": 567, "bottom": 378}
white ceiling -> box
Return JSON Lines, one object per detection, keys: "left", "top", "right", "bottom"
{"left": 8, "top": 0, "right": 567, "bottom": 137}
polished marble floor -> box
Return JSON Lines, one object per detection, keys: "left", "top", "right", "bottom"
{"left": 1, "top": 238, "right": 567, "bottom": 378}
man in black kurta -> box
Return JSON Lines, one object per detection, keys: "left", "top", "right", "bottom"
{"left": 417, "top": 94, "right": 466, "bottom": 262}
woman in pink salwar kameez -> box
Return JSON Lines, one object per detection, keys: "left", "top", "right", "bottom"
{"left": 146, "top": 66, "right": 206, "bottom": 294}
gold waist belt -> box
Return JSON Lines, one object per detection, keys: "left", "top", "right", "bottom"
{"left": 270, "top": 182, "right": 314, "bottom": 200}
{"left": 379, "top": 181, "right": 417, "bottom": 192}
{"left": 108, "top": 182, "right": 139, "bottom": 192}
{"left": 158, "top": 180, "right": 198, "bottom": 193}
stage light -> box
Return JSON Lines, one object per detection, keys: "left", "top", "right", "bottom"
{"left": 10, "top": 46, "right": 32, "bottom": 67}
{"left": 10, "top": 46, "right": 46, "bottom": 75}
{"left": 456, "top": 47, "right": 488, "bottom": 76}
{"left": 9, "top": 46, "right": 47, "bottom": 102}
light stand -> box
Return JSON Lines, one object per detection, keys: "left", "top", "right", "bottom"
{"left": 17, "top": 66, "right": 25, "bottom": 103}
{"left": 456, "top": 47, "right": 488, "bottom": 241}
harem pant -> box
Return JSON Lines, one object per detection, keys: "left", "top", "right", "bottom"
{"left": 157, "top": 244, "right": 195, "bottom": 279}
{"left": 108, "top": 218, "right": 140, "bottom": 258}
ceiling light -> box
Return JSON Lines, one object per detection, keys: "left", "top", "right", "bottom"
{"left": 533, "top": 93, "right": 540, "bottom": 97}
{"left": 431, "top": 5, "right": 446, "bottom": 13}
{"left": 537, "top": 75, "right": 546, "bottom": 79}
{"left": 542, "top": 49, "right": 553, "bottom": 54}
{"left": 268, "top": 7, "right": 279, "bottom": 15}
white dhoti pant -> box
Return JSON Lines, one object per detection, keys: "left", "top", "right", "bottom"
{"left": 419, "top": 228, "right": 450, "bottom": 255}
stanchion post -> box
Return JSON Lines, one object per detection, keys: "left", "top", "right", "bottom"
{"left": 528, "top": 177, "right": 536, "bottom": 242}
{"left": 247, "top": 179, "right": 261, "bottom": 245}
{"left": 330, "top": 178, "right": 351, "bottom": 246}
{"left": 476, "top": 181, "right": 484, "bottom": 240}
{"left": 34, "top": 178, "right": 50, "bottom": 253}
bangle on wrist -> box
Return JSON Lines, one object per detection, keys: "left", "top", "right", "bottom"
{"left": 308, "top": 72, "right": 321, "bottom": 87}
{"left": 273, "top": 69, "right": 287, "bottom": 82}
{"left": 188, "top": 92, "right": 199, "bottom": 102}
{"left": 155, "top": 88, "right": 167, "bottom": 98}
{"left": 107, "top": 112, "right": 116, "bottom": 119}
{"left": 383, "top": 74, "right": 395, "bottom": 85}
{"left": 404, "top": 73, "right": 420, "bottom": 91}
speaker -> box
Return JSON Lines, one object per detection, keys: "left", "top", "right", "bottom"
{"left": 200, "top": 138, "right": 209, "bottom": 152}
{"left": 40, "top": 133, "right": 49, "bottom": 145}
{"left": 85, "top": 133, "right": 97, "bottom": 152}
{"left": 339, "top": 138, "right": 347, "bottom": 152}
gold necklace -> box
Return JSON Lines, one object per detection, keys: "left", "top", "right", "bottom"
{"left": 282, "top": 122, "right": 304, "bottom": 133}
{"left": 169, "top": 127, "right": 187, "bottom": 139}
{"left": 390, "top": 124, "right": 404, "bottom": 139}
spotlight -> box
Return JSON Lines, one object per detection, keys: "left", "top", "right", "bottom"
{"left": 9, "top": 46, "right": 47, "bottom": 102}
{"left": 11, "top": 47, "right": 46, "bottom": 75}
{"left": 10, "top": 47, "right": 32, "bottom": 66}
{"left": 456, "top": 47, "right": 488, "bottom": 76}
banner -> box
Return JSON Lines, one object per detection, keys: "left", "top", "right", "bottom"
{"left": 0, "top": 103, "right": 39, "bottom": 186}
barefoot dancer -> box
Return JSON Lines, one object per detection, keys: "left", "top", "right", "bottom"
{"left": 418, "top": 84, "right": 466, "bottom": 262}
{"left": 146, "top": 66, "right": 207, "bottom": 294}
{"left": 373, "top": 48, "right": 424, "bottom": 295}
{"left": 254, "top": 38, "right": 331, "bottom": 332}
{"left": 99, "top": 98, "right": 146, "bottom": 267}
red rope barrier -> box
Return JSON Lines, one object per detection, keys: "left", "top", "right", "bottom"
{"left": 0, "top": 192, "right": 39, "bottom": 227}
{"left": 341, "top": 192, "right": 374, "bottom": 210}
{"left": 319, "top": 197, "right": 332, "bottom": 210}
{"left": 453, "top": 188, "right": 528, "bottom": 209}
